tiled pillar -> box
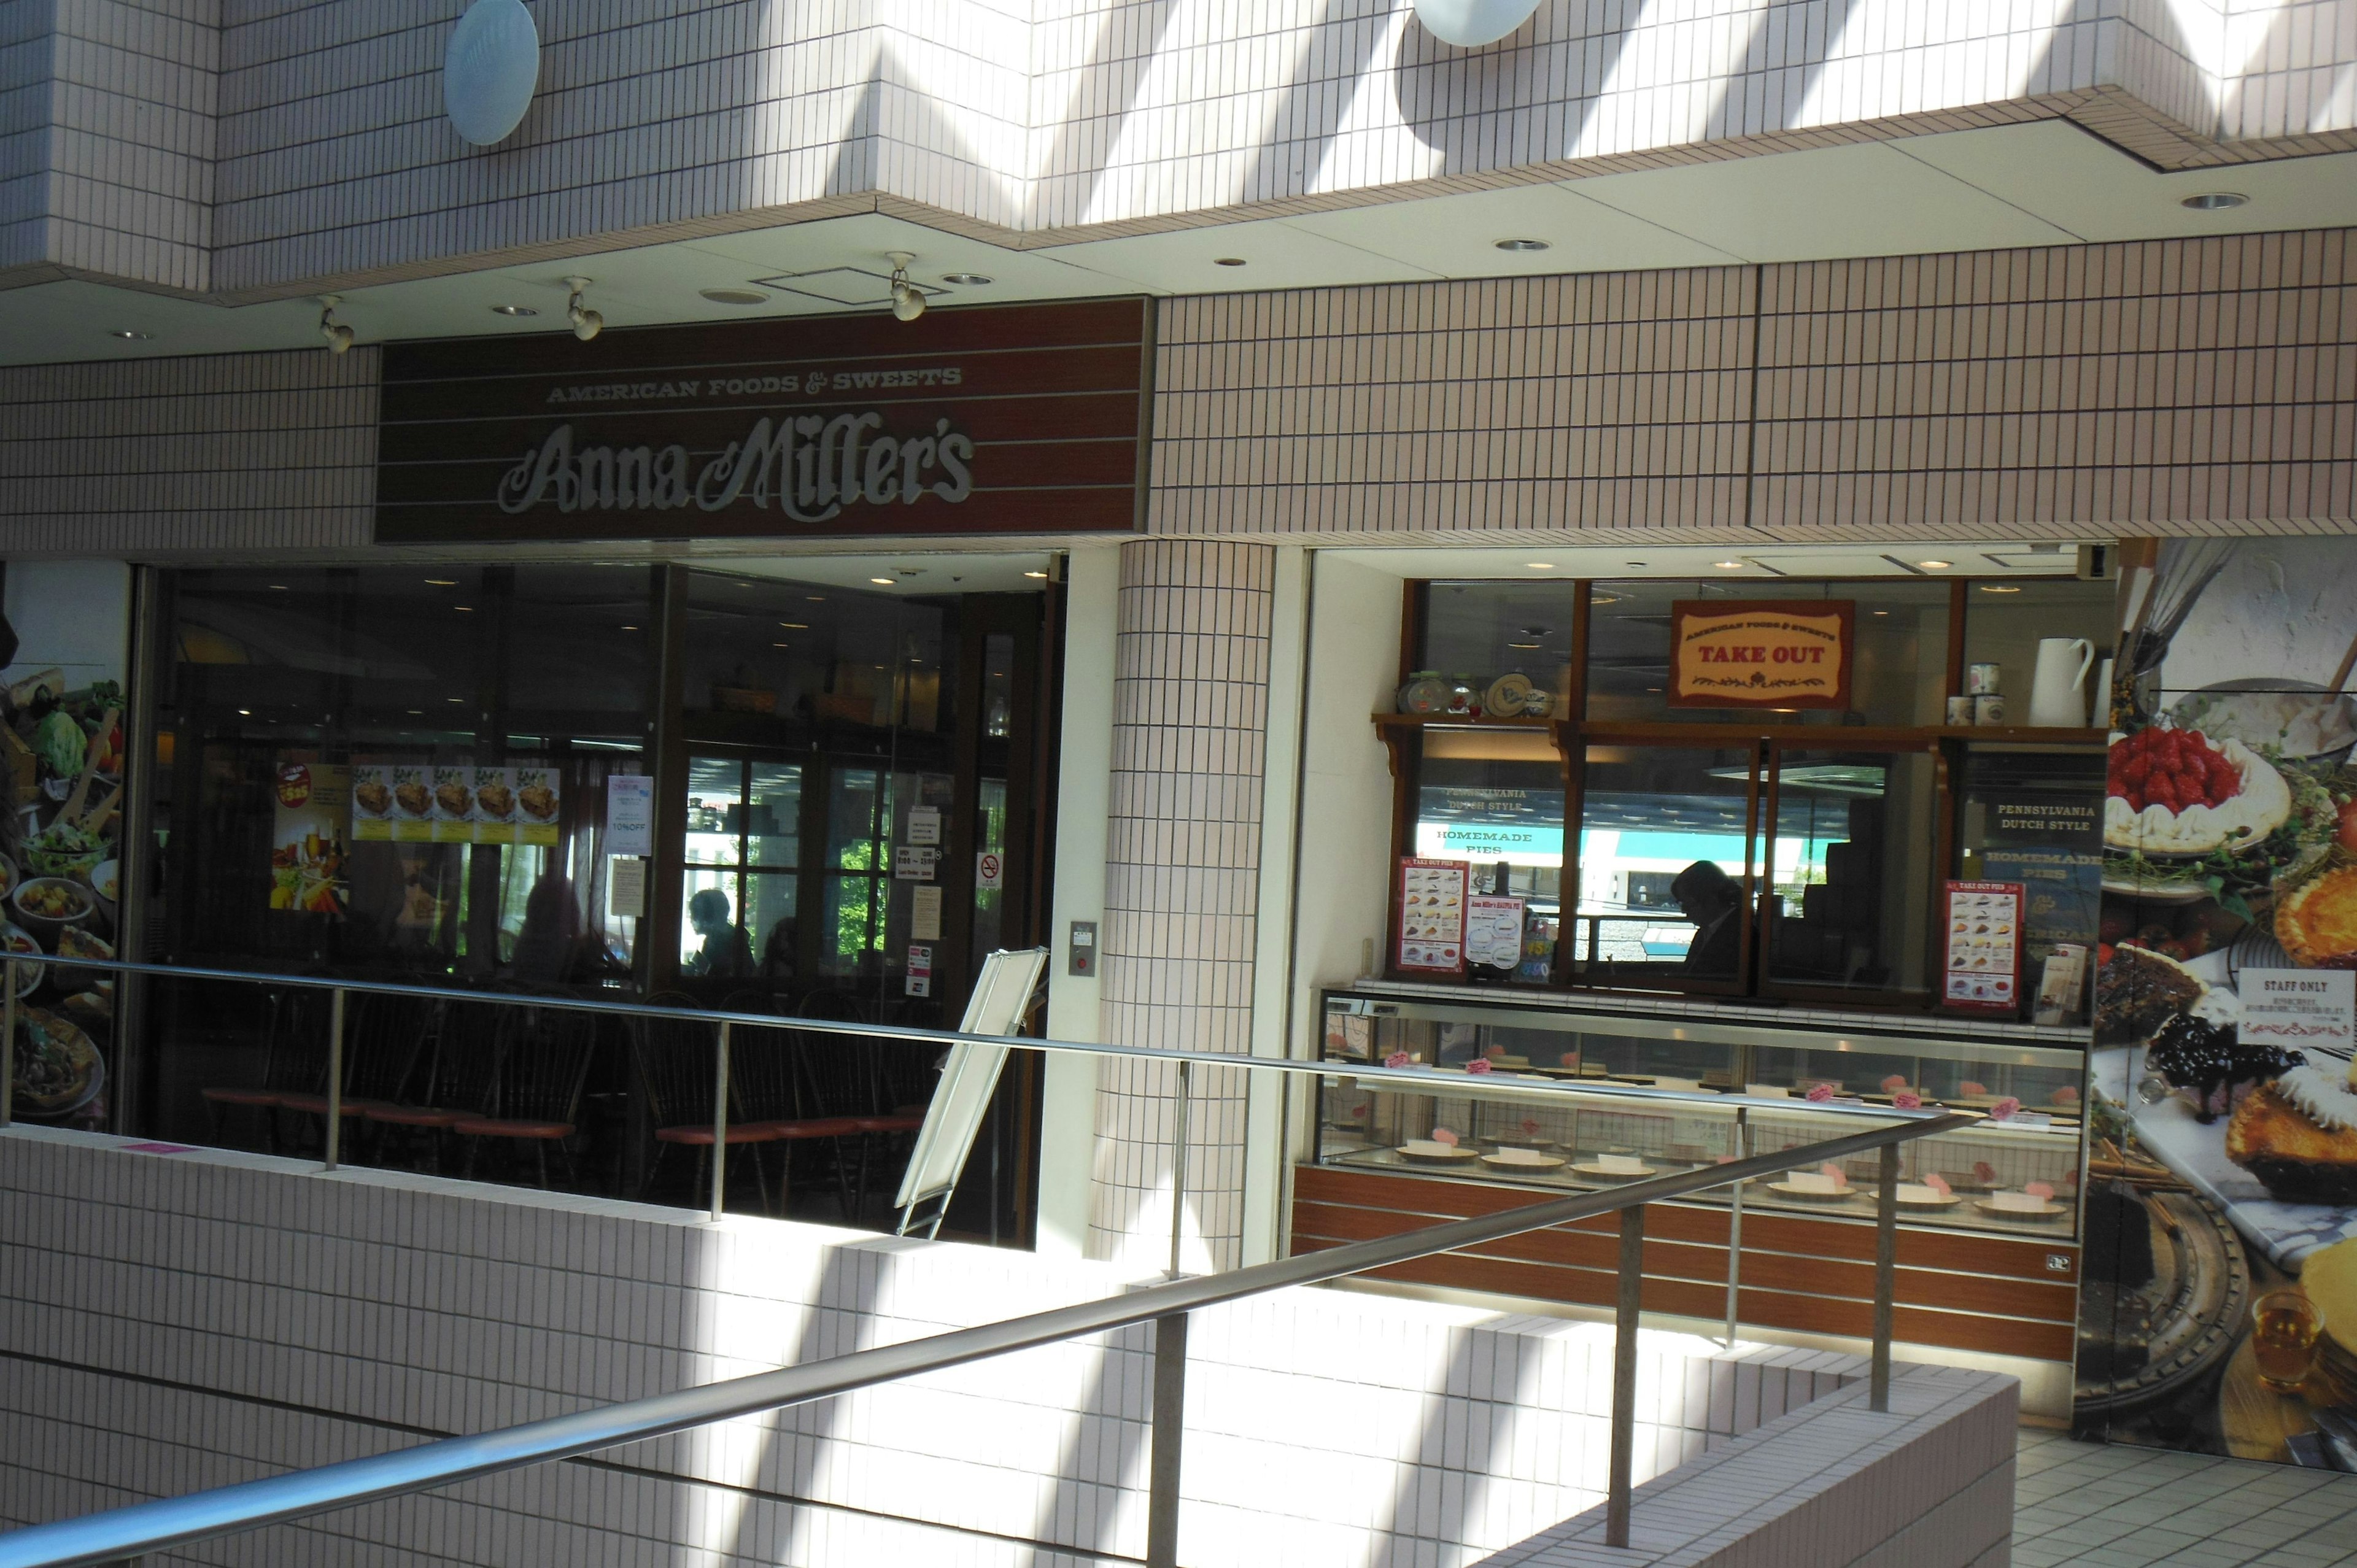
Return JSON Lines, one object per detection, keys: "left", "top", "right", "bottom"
{"left": 1087, "top": 539, "right": 1274, "bottom": 1272}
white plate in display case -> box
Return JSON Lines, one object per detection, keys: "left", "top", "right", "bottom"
{"left": 1396, "top": 1140, "right": 1482, "bottom": 1163}
{"left": 1974, "top": 1196, "right": 2069, "bottom": 1221}
{"left": 1572, "top": 1159, "right": 1658, "bottom": 1180}
{"left": 1481, "top": 1149, "right": 1567, "bottom": 1172}
{"left": 1767, "top": 1181, "right": 1859, "bottom": 1202}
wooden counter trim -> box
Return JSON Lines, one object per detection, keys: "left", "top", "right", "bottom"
{"left": 1291, "top": 1164, "right": 2080, "bottom": 1363}
{"left": 1295, "top": 1165, "right": 2080, "bottom": 1283}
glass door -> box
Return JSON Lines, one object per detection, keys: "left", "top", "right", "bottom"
{"left": 1759, "top": 740, "right": 1941, "bottom": 1005}
{"left": 679, "top": 754, "right": 801, "bottom": 994}
{"left": 1566, "top": 734, "right": 1762, "bottom": 994}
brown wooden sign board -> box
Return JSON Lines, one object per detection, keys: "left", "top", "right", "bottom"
{"left": 1668, "top": 599, "right": 1855, "bottom": 709}
{"left": 374, "top": 298, "right": 1153, "bottom": 544}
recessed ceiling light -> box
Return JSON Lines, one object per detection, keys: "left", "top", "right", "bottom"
{"left": 1495, "top": 238, "right": 1550, "bottom": 252}
{"left": 447, "top": 697, "right": 465, "bottom": 703}
{"left": 870, "top": 577, "right": 896, "bottom": 585}
{"left": 1714, "top": 560, "right": 1744, "bottom": 569}
{"left": 1023, "top": 570, "right": 1049, "bottom": 579}
{"left": 452, "top": 604, "right": 474, "bottom": 611}
{"left": 490, "top": 304, "right": 538, "bottom": 317}
{"left": 108, "top": 329, "right": 152, "bottom": 340}
{"left": 1872, "top": 609, "right": 1889, "bottom": 616}
{"left": 425, "top": 578, "right": 457, "bottom": 586}
{"left": 268, "top": 584, "right": 288, "bottom": 590}
{"left": 807, "top": 595, "right": 826, "bottom": 603}
{"left": 1527, "top": 562, "right": 1555, "bottom": 569}
{"left": 700, "top": 287, "right": 769, "bottom": 306}
{"left": 773, "top": 641, "right": 792, "bottom": 649}
{"left": 2181, "top": 191, "right": 2247, "bottom": 211}
{"left": 1507, "top": 641, "right": 1541, "bottom": 649}
{"left": 1213, "top": 257, "right": 1247, "bottom": 267}
{"left": 236, "top": 708, "right": 252, "bottom": 716}
{"left": 1918, "top": 560, "right": 1953, "bottom": 570}
{"left": 1980, "top": 584, "right": 2022, "bottom": 593}
{"left": 942, "top": 272, "right": 993, "bottom": 286}
{"left": 778, "top": 621, "right": 808, "bottom": 628}
{"left": 407, "top": 709, "right": 424, "bottom": 716}
{"left": 620, "top": 624, "right": 638, "bottom": 631}
{"left": 1625, "top": 561, "right": 1647, "bottom": 568}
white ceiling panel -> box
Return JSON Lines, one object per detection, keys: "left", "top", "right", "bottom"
{"left": 1890, "top": 121, "right": 2357, "bottom": 243}
{"left": 1568, "top": 141, "right": 2080, "bottom": 264}
{"left": 1037, "top": 214, "right": 1444, "bottom": 295}
{"left": 1278, "top": 183, "right": 1740, "bottom": 277}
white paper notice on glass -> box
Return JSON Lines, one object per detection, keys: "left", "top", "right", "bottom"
{"left": 605, "top": 775, "right": 654, "bottom": 856}
{"left": 907, "top": 806, "right": 942, "bottom": 846}
{"left": 911, "top": 884, "right": 944, "bottom": 941}
{"left": 894, "top": 846, "right": 937, "bottom": 880}
{"left": 2240, "top": 968, "right": 2356, "bottom": 1053}
{"left": 608, "top": 857, "right": 646, "bottom": 919}
{"left": 1465, "top": 895, "right": 1525, "bottom": 968}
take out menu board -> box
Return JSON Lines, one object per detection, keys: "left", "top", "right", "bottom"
{"left": 1941, "top": 879, "right": 2023, "bottom": 1013}
{"left": 1397, "top": 857, "right": 1470, "bottom": 975}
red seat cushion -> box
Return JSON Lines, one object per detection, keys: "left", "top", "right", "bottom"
{"left": 654, "top": 1122, "right": 791, "bottom": 1146}
{"left": 200, "top": 1087, "right": 282, "bottom": 1106}
{"left": 738, "top": 1116, "right": 867, "bottom": 1141}
{"left": 275, "top": 1093, "right": 396, "bottom": 1117}
{"left": 450, "top": 1117, "right": 573, "bottom": 1140}
{"left": 362, "top": 1105, "right": 472, "bottom": 1128}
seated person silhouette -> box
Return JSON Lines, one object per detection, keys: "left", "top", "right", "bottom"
{"left": 1670, "top": 860, "right": 1743, "bottom": 979}
{"left": 684, "top": 887, "right": 754, "bottom": 979}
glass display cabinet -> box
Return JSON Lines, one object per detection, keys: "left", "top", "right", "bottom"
{"left": 1313, "top": 988, "right": 2089, "bottom": 1239}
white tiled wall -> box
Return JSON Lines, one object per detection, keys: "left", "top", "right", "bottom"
{"left": 7, "top": 5, "right": 2357, "bottom": 298}
{"left": 1, "top": 1124, "right": 1881, "bottom": 1568}
{"left": 1088, "top": 539, "right": 1274, "bottom": 1273}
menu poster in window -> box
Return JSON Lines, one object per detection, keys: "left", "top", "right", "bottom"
{"left": 472, "top": 766, "right": 517, "bottom": 844}
{"left": 603, "top": 774, "right": 654, "bottom": 856}
{"left": 1940, "top": 881, "right": 2022, "bottom": 1013}
{"left": 511, "top": 764, "right": 561, "bottom": 846}
{"left": 430, "top": 764, "right": 476, "bottom": 843}
{"left": 268, "top": 759, "right": 351, "bottom": 917}
{"left": 389, "top": 763, "right": 437, "bottom": 843}
{"left": 1465, "top": 895, "right": 1526, "bottom": 970}
{"left": 1396, "top": 857, "right": 1469, "bottom": 975}
{"left": 1667, "top": 600, "right": 1854, "bottom": 709}
{"left": 349, "top": 765, "right": 394, "bottom": 841}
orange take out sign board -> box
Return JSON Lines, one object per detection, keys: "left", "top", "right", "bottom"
{"left": 1668, "top": 600, "right": 1854, "bottom": 709}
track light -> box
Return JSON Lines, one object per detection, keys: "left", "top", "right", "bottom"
{"left": 565, "top": 276, "right": 603, "bottom": 341}
{"left": 317, "top": 295, "right": 354, "bottom": 354}
{"left": 886, "top": 252, "right": 926, "bottom": 322}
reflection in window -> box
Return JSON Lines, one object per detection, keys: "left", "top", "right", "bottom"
{"left": 1572, "top": 746, "right": 1756, "bottom": 985}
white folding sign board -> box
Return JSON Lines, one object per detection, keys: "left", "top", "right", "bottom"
{"left": 893, "top": 947, "right": 1050, "bottom": 1235}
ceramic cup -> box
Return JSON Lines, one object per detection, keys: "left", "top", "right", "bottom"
{"left": 1973, "top": 693, "right": 2007, "bottom": 725}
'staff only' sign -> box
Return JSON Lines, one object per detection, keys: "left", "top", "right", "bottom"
{"left": 1668, "top": 600, "right": 1855, "bottom": 709}
{"left": 374, "top": 298, "right": 1151, "bottom": 543}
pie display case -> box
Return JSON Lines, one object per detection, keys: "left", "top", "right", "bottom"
{"left": 1310, "top": 986, "right": 2090, "bottom": 1238}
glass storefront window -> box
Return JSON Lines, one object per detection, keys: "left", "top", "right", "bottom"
{"left": 679, "top": 754, "right": 803, "bottom": 983}
{"left": 1571, "top": 743, "right": 1758, "bottom": 989}
{"left": 1762, "top": 746, "right": 1939, "bottom": 1000}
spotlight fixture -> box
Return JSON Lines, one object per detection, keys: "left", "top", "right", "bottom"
{"left": 886, "top": 252, "right": 927, "bottom": 322}
{"left": 564, "top": 276, "right": 603, "bottom": 341}
{"left": 1918, "top": 559, "right": 1953, "bottom": 570}
{"left": 700, "top": 287, "right": 769, "bottom": 306}
{"left": 317, "top": 295, "right": 355, "bottom": 354}
{"left": 2181, "top": 191, "right": 2247, "bottom": 211}
{"left": 490, "top": 304, "right": 538, "bottom": 317}
{"left": 1213, "top": 257, "right": 1247, "bottom": 267}
{"left": 942, "top": 272, "right": 993, "bottom": 286}
{"left": 108, "top": 329, "right": 152, "bottom": 341}
{"left": 1495, "top": 238, "right": 1550, "bottom": 252}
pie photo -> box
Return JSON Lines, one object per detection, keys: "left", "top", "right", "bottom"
{"left": 2105, "top": 727, "right": 2291, "bottom": 856}
{"left": 2225, "top": 1064, "right": 2357, "bottom": 1204}
{"left": 2276, "top": 862, "right": 2357, "bottom": 968}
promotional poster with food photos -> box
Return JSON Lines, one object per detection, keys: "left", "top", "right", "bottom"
{"left": 2084, "top": 537, "right": 2357, "bottom": 1468}
{"left": 3, "top": 562, "right": 129, "bottom": 1129}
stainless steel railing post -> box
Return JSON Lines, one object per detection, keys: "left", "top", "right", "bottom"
{"left": 1, "top": 957, "right": 16, "bottom": 1129}
{"left": 710, "top": 1021, "right": 732, "bottom": 1224}
{"left": 1722, "top": 1106, "right": 1748, "bottom": 1348}
{"left": 1147, "top": 1311, "right": 1188, "bottom": 1568}
{"left": 322, "top": 989, "right": 346, "bottom": 1173}
{"left": 1606, "top": 1202, "right": 1644, "bottom": 1549}
{"left": 1167, "top": 1058, "right": 1191, "bottom": 1280}
{"left": 1871, "top": 1141, "right": 1897, "bottom": 1411}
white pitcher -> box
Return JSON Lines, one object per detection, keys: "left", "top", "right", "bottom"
{"left": 2027, "top": 637, "right": 2096, "bottom": 728}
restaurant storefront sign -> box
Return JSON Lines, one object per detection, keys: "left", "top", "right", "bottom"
{"left": 375, "top": 298, "right": 1151, "bottom": 543}
{"left": 1668, "top": 600, "right": 1854, "bottom": 709}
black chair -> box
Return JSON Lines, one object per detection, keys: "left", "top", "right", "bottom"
{"left": 360, "top": 995, "right": 508, "bottom": 1172}
{"left": 275, "top": 992, "right": 437, "bottom": 1158}
{"left": 198, "top": 986, "right": 332, "bottom": 1152}
{"left": 632, "top": 992, "right": 794, "bottom": 1211}
{"left": 786, "top": 989, "right": 924, "bottom": 1222}
{"left": 451, "top": 1003, "right": 603, "bottom": 1188}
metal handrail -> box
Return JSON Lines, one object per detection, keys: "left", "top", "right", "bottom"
{"left": 0, "top": 1106, "right": 1968, "bottom": 1568}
